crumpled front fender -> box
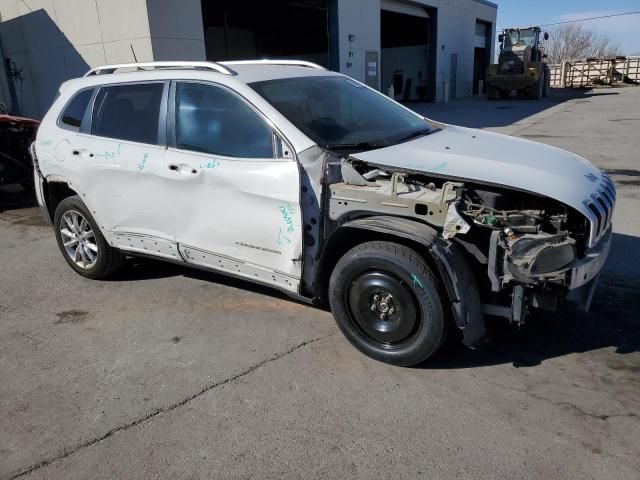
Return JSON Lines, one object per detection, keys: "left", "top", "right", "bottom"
{"left": 340, "top": 216, "right": 486, "bottom": 347}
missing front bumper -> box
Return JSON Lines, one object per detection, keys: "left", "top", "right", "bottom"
{"left": 566, "top": 227, "right": 612, "bottom": 311}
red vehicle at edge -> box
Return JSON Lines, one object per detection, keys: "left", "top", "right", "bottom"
{"left": 0, "top": 113, "right": 40, "bottom": 190}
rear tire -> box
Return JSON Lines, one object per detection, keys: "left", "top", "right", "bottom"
{"left": 543, "top": 70, "right": 550, "bottom": 97}
{"left": 487, "top": 87, "right": 501, "bottom": 100}
{"left": 529, "top": 76, "right": 544, "bottom": 100}
{"left": 53, "top": 195, "right": 125, "bottom": 279}
{"left": 328, "top": 241, "right": 447, "bottom": 366}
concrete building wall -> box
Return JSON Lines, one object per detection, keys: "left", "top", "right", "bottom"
{"left": 337, "top": 0, "right": 496, "bottom": 102}
{"left": 337, "top": 0, "right": 381, "bottom": 90}
{"left": 0, "top": 0, "right": 496, "bottom": 117}
{"left": 0, "top": 0, "right": 153, "bottom": 118}
{"left": 146, "top": 0, "right": 206, "bottom": 61}
{"left": 0, "top": 35, "right": 12, "bottom": 112}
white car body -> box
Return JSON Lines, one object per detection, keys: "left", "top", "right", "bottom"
{"left": 32, "top": 60, "right": 614, "bottom": 354}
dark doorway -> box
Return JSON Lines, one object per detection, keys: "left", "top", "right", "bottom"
{"left": 473, "top": 20, "right": 492, "bottom": 95}
{"left": 450, "top": 53, "right": 458, "bottom": 99}
{"left": 380, "top": 7, "right": 436, "bottom": 102}
{"left": 201, "top": 0, "right": 332, "bottom": 68}
{"left": 473, "top": 47, "right": 487, "bottom": 94}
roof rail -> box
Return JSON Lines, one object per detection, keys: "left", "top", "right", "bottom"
{"left": 84, "top": 61, "right": 237, "bottom": 77}
{"left": 220, "top": 59, "right": 327, "bottom": 71}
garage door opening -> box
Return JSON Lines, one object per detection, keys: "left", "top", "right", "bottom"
{"left": 381, "top": 3, "right": 436, "bottom": 102}
{"left": 473, "top": 20, "right": 492, "bottom": 95}
{"left": 201, "top": 0, "right": 332, "bottom": 68}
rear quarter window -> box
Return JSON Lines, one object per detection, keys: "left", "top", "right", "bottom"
{"left": 91, "top": 83, "right": 164, "bottom": 145}
{"left": 59, "top": 89, "right": 94, "bottom": 131}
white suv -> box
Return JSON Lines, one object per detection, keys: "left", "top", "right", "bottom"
{"left": 32, "top": 60, "right": 614, "bottom": 366}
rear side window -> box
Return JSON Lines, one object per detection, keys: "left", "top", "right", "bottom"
{"left": 59, "top": 89, "right": 93, "bottom": 130}
{"left": 175, "top": 82, "right": 273, "bottom": 158}
{"left": 92, "top": 83, "right": 164, "bottom": 144}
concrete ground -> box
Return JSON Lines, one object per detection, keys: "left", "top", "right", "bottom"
{"left": 1, "top": 87, "right": 639, "bottom": 479}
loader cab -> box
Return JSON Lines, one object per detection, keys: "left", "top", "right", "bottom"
{"left": 499, "top": 27, "right": 548, "bottom": 62}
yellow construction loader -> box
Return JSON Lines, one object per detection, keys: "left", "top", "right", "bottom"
{"left": 487, "top": 27, "right": 550, "bottom": 100}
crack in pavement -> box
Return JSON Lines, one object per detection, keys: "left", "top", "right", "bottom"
{"left": 465, "top": 371, "right": 640, "bottom": 422}
{"left": 8, "top": 335, "right": 330, "bottom": 480}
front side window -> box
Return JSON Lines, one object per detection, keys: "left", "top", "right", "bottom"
{"left": 60, "top": 89, "right": 94, "bottom": 130}
{"left": 92, "top": 83, "right": 164, "bottom": 144}
{"left": 174, "top": 82, "right": 273, "bottom": 158}
{"left": 250, "top": 76, "right": 436, "bottom": 152}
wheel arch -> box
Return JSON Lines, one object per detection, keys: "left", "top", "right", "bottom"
{"left": 43, "top": 177, "right": 81, "bottom": 221}
{"left": 314, "top": 215, "right": 486, "bottom": 347}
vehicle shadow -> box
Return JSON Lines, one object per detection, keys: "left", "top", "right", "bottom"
{"left": 0, "top": 184, "right": 36, "bottom": 213}
{"left": 113, "top": 256, "right": 302, "bottom": 304}
{"left": 407, "top": 88, "right": 621, "bottom": 130}
{"left": 114, "top": 231, "right": 639, "bottom": 369}
{"left": 425, "top": 232, "right": 640, "bottom": 369}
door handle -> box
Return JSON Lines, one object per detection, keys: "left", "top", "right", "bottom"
{"left": 169, "top": 163, "right": 198, "bottom": 175}
{"left": 72, "top": 149, "right": 94, "bottom": 158}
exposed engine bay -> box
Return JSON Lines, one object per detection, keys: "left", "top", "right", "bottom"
{"left": 328, "top": 158, "right": 590, "bottom": 326}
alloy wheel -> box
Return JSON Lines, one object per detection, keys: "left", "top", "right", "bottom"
{"left": 59, "top": 210, "right": 98, "bottom": 269}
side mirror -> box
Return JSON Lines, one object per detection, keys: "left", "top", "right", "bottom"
{"left": 544, "top": 32, "right": 549, "bottom": 41}
{"left": 498, "top": 34, "right": 504, "bottom": 42}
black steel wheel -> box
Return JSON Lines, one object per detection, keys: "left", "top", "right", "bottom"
{"left": 329, "top": 241, "right": 446, "bottom": 366}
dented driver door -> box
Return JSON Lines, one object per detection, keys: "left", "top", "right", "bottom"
{"left": 163, "top": 81, "right": 303, "bottom": 293}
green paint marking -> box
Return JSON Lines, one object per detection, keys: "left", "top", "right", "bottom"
{"left": 39, "top": 140, "right": 52, "bottom": 146}
{"left": 199, "top": 160, "right": 220, "bottom": 169}
{"left": 276, "top": 227, "right": 292, "bottom": 245}
{"left": 137, "top": 153, "right": 150, "bottom": 171}
{"left": 278, "top": 202, "right": 296, "bottom": 234}
{"left": 411, "top": 274, "right": 424, "bottom": 289}
{"left": 430, "top": 161, "right": 448, "bottom": 173}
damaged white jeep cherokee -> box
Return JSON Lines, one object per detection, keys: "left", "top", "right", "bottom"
{"left": 32, "top": 60, "right": 614, "bottom": 366}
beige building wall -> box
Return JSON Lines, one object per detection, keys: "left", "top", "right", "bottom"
{"left": 0, "top": 0, "right": 154, "bottom": 118}
{"left": 0, "top": 0, "right": 496, "bottom": 117}
{"left": 146, "top": 0, "right": 206, "bottom": 61}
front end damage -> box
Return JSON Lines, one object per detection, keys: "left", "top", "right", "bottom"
{"left": 326, "top": 157, "right": 614, "bottom": 344}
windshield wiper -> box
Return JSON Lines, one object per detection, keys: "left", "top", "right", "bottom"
{"left": 325, "top": 141, "right": 387, "bottom": 151}
{"left": 396, "top": 128, "right": 434, "bottom": 143}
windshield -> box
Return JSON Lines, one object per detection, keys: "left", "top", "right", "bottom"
{"left": 504, "top": 29, "right": 537, "bottom": 48}
{"left": 250, "top": 76, "right": 437, "bottom": 151}
{"left": 519, "top": 29, "right": 537, "bottom": 47}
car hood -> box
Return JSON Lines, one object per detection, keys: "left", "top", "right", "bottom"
{"left": 351, "top": 125, "right": 606, "bottom": 219}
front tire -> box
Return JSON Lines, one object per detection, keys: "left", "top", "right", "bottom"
{"left": 54, "top": 195, "right": 125, "bottom": 279}
{"left": 529, "top": 76, "right": 544, "bottom": 100}
{"left": 543, "top": 69, "right": 550, "bottom": 97}
{"left": 328, "top": 241, "right": 447, "bottom": 366}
